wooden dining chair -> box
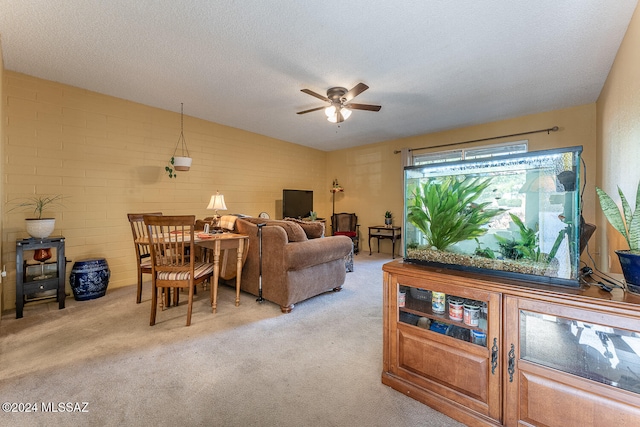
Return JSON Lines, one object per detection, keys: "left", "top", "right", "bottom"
{"left": 127, "top": 212, "right": 162, "bottom": 303}
{"left": 144, "top": 215, "right": 214, "bottom": 326}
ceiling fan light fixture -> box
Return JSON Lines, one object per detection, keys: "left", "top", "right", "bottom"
{"left": 326, "top": 106, "right": 351, "bottom": 123}
{"left": 325, "top": 105, "right": 337, "bottom": 118}
{"left": 299, "top": 83, "right": 380, "bottom": 123}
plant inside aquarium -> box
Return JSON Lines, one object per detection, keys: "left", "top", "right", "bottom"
{"left": 407, "top": 176, "right": 505, "bottom": 251}
{"left": 494, "top": 213, "right": 545, "bottom": 262}
{"left": 474, "top": 238, "right": 497, "bottom": 259}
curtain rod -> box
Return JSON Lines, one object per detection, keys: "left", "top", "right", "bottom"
{"left": 393, "top": 126, "right": 559, "bottom": 154}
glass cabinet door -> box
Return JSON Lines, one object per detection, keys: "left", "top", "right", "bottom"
{"left": 504, "top": 296, "right": 640, "bottom": 427}
{"left": 398, "top": 285, "right": 489, "bottom": 347}
{"left": 520, "top": 309, "right": 640, "bottom": 394}
{"left": 390, "top": 276, "right": 503, "bottom": 422}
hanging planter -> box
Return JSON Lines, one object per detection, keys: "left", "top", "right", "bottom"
{"left": 173, "top": 156, "right": 192, "bottom": 171}
{"left": 166, "top": 103, "right": 192, "bottom": 177}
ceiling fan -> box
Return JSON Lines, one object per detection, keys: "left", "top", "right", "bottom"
{"left": 297, "top": 83, "right": 381, "bottom": 123}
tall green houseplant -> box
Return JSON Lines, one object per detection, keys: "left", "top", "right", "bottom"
{"left": 596, "top": 181, "right": 640, "bottom": 253}
{"left": 596, "top": 181, "right": 640, "bottom": 292}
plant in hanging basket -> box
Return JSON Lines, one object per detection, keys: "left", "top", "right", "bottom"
{"left": 165, "top": 156, "right": 193, "bottom": 178}
{"left": 166, "top": 157, "right": 177, "bottom": 178}
{"left": 166, "top": 103, "right": 192, "bottom": 177}
{"left": 173, "top": 156, "right": 192, "bottom": 171}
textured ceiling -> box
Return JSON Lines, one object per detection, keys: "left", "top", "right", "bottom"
{"left": 0, "top": 1, "right": 637, "bottom": 151}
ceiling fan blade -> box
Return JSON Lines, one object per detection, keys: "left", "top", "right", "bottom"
{"left": 347, "top": 103, "right": 382, "bottom": 112}
{"left": 301, "top": 88, "right": 330, "bottom": 102}
{"left": 297, "top": 106, "right": 326, "bottom": 115}
{"left": 336, "top": 109, "right": 344, "bottom": 123}
{"left": 342, "top": 83, "right": 369, "bottom": 102}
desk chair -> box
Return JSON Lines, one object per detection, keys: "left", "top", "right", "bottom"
{"left": 127, "top": 212, "right": 162, "bottom": 303}
{"left": 332, "top": 212, "right": 360, "bottom": 254}
{"left": 144, "top": 215, "right": 214, "bottom": 326}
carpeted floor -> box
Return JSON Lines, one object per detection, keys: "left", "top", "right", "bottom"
{"left": 0, "top": 253, "right": 464, "bottom": 427}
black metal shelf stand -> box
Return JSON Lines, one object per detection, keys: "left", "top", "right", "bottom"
{"left": 15, "top": 236, "right": 66, "bottom": 319}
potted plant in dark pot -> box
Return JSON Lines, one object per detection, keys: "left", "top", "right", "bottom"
{"left": 596, "top": 181, "right": 640, "bottom": 294}
{"left": 385, "top": 211, "right": 393, "bottom": 227}
{"left": 10, "top": 195, "right": 63, "bottom": 238}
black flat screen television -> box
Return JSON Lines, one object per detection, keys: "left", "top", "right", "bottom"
{"left": 282, "top": 189, "right": 313, "bottom": 219}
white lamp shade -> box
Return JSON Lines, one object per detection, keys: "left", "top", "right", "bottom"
{"left": 326, "top": 106, "right": 351, "bottom": 123}
{"left": 207, "top": 194, "right": 227, "bottom": 211}
{"left": 324, "top": 105, "right": 336, "bottom": 118}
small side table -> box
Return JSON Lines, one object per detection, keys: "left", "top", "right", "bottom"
{"left": 195, "top": 233, "right": 249, "bottom": 313}
{"left": 16, "top": 237, "right": 66, "bottom": 319}
{"left": 368, "top": 226, "right": 402, "bottom": 259}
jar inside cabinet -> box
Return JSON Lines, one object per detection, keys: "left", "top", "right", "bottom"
{"left": 398, "top": 284, "right": 488, "bottom": 347}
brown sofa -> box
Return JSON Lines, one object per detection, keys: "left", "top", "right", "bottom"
{"left": 235, "top": 217, "right": 353, "bottom": 313}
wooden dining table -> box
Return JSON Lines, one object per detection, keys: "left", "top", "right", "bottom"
{"left": 137, "top": 231, "right": 249, "bottom": 313}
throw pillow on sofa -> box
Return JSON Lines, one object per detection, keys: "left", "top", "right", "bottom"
{"left": 275, "top": 221, "right": 307, "bottom": 242}
{"left": 241, "top": 217, "right": 307, "bottom": 242}
{"left": 284, "top": 218, "right": 325, "bottom": 239}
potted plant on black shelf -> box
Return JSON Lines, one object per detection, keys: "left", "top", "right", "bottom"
{"left": 9, "top": 195, "right": 63, "bottom": 238}
{"left": 596, "top": 181, "right": 640, "bottom": 294}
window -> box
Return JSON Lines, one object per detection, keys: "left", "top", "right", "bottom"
{"left": 412, "top": 141, "right": 528, "bottom": 166}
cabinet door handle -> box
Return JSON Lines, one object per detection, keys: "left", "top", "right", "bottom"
{"left": 491, "top": 338, "right": 499, "bottom": 375}
{"left": 508, "top": 344, "right": 515, "bottom": 382}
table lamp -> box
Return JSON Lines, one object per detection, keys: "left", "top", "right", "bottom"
{"left": 207, "top": 191, "right": 227, "bottom": 228}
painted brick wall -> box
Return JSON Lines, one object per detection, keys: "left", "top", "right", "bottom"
{"left": 2, "top": 72, "right": 328, "bottom": 311}
{"left": 0, "top": 75, "right": 605, "bottom": 314}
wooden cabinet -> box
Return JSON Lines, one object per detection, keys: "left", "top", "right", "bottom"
{"left": 382, "top": 260, "right": 640, "bottom": 427}
{"left": 504, "top": 296, "right": 640, "bottom": 426}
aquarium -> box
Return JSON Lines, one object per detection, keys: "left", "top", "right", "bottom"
{"left": 403, "top": 146, "right": 583, "bottom": 287}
